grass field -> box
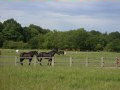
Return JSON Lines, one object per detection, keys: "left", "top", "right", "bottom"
{"left": 0, "top": 49, "right": 120, "bottom": 90}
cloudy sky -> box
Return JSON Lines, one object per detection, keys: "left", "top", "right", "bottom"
{"left": 0, "top": 0, "right": 120, "bottom": 32}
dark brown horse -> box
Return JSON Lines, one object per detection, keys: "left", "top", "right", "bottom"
{"left": 20, "top": 51, "right": 38, "bottom": 65}
{"left": 37, "top": 48, "right": 59, "bottom": 65}
{"left": 57, "top": 50, "right": 65, "bottom": 55}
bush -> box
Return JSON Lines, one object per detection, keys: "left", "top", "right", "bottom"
{"left": 104, "top": 39, "right": 120, "bottom": 52}
{"left": 2, "top": 41, "right": 28, "bottom": 49}
{"left": 28, "top": 35, "right": 44, "bottom": 49}
{"left": 95, "top": 44, "right": 103, "bottom": 51}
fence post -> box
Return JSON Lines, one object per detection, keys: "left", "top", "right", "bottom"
{"left": 101, "top": 57, "right": 104, "bottom": 67}
{"left": 15, "top": 56, "right": 17, "bottom": 66}
{"left": 52, "top": 57, "right": 55, "bottom": 67}
{"left": 70, "top": 57, "right": 72, "bottom": 67}
{"left": 86, "top": 57, "right": 88, "bottom": 67}
{"left": 116, "top": 57, "right": 119, "bottom": 67}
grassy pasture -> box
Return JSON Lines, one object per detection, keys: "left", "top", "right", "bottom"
{"left": 0, "top": 49, "right": 120, "bottom": 90}
{"left": 0, "top": 49, "right": 120, "bottom": 67}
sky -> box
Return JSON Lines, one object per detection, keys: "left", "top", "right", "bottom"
{"left": 0, "top": 0, "right": 120, "bottom": 32}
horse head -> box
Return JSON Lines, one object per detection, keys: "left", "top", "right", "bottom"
{"left": 52, "top": 48, "right": 58, "bottom": 53}
{"left": 57, "top": 50, "right": 64, "bottom": 55}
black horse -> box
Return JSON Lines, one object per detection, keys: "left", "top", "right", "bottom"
{"left": 37, "top": 48, "right": 59, "bottom": 65}
{"left": 20, "top": 51, "right": 38, "bottom": 65}
{"left": 57, "top": 50, "right": 65, "bottom": 55}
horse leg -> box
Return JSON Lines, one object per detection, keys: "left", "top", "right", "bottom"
{"left": 48, "top": 59, "right": 50, "bottom": 66}
{"left": 29, "top": 59, "right": 32, "bottom": 65}
{"left": 20, "top": 58, "right": 24, "bottom": 66}
{"left": 39, "top": 58, "right": 42, "bottom": 66}
{"left": 50, "top": 59, "right": 52, "bottom": 66}
{"left": 37, "top": 57, "right": 40, "bottom": 62}
{"left": 37, "top": 57, "right": 42, "bottom": 65}
{"left": 48, "top": 59, "right": 52, "bottom": 66}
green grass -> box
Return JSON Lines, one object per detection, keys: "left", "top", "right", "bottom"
{"left": 1, "top": 66, "right": 120, "bottom": 90}
{"left": 1, "top": 49, "right": 120, "bottom": 90}
{"left": 1, "top": 49, "right": 119, "bottom": 67}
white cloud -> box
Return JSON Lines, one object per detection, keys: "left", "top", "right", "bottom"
{"left": 0, "top": 1, "right": 120, "bottom": 32}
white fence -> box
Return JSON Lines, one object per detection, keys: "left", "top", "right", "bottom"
{"left": 0, "top": 56, "right": 120, "bottom": 67}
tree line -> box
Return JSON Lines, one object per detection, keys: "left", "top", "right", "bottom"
{"left": 0, "top": 18, "right": 120, "bottom": 52}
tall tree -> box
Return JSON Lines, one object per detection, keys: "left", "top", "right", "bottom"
{"left": 74, "top": 28, "right": 89, "bottom": 51}
{"left": 0, "top": 22, "right": 3, "bottom": 32}
{"left": 2, "top": 19, "right": 24, "bottom": 41}
{"left": 108, "top": 31, "right": 120, "bottom": 41}
{"left": 90, "top": 30, "right": 102, "bottom": 36}
{"left": 0, "top": 32, "right": 4, "bottom": 47}
{"left": 29, "top": 24, "right": 50, "bottom": 34}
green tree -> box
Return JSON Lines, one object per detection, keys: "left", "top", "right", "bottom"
{"left": 108, "top": 32, "right": 120, "bottom": 41}
{"left": 105, "top": 39, "right": 120, "bottom": 52}
{"left": 90, "top": 30, "right": 102, "bottom": 36}
{"left": 22, "top": 27, "right": 31, "bottom": 42}
{"left": 0, "top": 32, "right": 4, "bottom": 47}
{"left": 2, "top": 41, "right": 27, "bottom": 49}
{"left": 43, "top": 31, "right": 55, "bottom": 49}
{"left": 95, "top": 44, "right": 103, "bottom": 51}
{"left": 74, "top": 29, "right": 89, "bottom": 51}
{"left": 28, "top": 35, "right": 45, "bottom": 49}
{"left": 29, "top": 24, "right": 50, "bottom": 34}
{"left": 22, "top": 25, "right": 50, "bottom": 42}
{"left": 0, "top": 22, "right": 3, "bottom": 32}
{"left": 2, "top": 19, "right": 24, "bottom": 41}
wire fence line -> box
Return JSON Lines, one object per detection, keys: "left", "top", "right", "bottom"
{"left": 0, "top": 56, "right": 120, "bottom": 67}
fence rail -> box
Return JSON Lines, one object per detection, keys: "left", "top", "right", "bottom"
{"left": 0, "top": 56, "right": 120, "bottom": 67}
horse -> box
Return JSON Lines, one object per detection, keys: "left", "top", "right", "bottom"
{"left": 57, "top": 50, "right": 65, "bottom": 55}
{"left": 20, "top": 51, "right": 38, "bottom": 66}
{"left": 37, "top": 48, "right": 59, "bottom": 66}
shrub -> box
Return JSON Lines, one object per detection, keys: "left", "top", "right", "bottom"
{"left": 2, "top": 41, "right": 28, "bottom": 49}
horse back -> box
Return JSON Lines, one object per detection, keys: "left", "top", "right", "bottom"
{"left": 38, "top": 52, "right": 52, "bottom": 57}
{"left": 20, "top": 52, "right": 31, "bottom": 57}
